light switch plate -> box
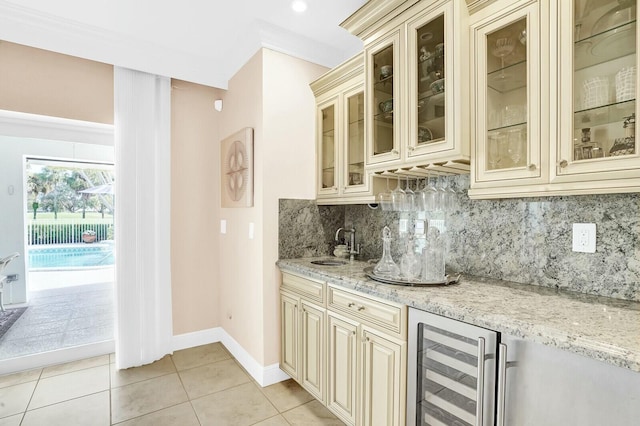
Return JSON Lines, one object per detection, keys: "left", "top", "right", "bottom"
{"left": 220, "top": 219, "right": 227, "bottom": 234}
{"left": 572, "top": 223, "right": 596, "bottom": 253}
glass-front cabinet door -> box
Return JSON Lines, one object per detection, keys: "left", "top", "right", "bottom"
{"left": 317, "top": 98, "right": 339, "bottom": 196}
{"left": 407, "top": 3, "right": 449, "bottom": 159}
{"left": 473, "top": 3, "right": 542, "bottom": 185}
{"left": 556, "top": 0, "right": 638, "bottom": 179}
{"left": 344, "top": 87, "right": 366, "bottom": 194}
{"left": 366, "top": 31, "right": 401, "bottom": 165}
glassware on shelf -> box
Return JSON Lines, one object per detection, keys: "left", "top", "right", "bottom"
{"left": 492, "top": 37, "right": 516, "bottom": 77}
{"left": 582, "top": 76, "right": 610, "bottom": 110}
{"left": 616, "top": 66, "right": 636, "bottom": 103}
{"left": 400, "top": 235, "right": 422, "bottom": 281}
{"left": 374, "top": 226, "right": 400, "bottom": 278}
{"left": 592, "top": 0, "right": 637, "bottom": 36}
{"left": 507, "top": 128, "right": 526, "bottom": 167}
{"left": 487, "top": 132, "right": 505, "bottom": 169}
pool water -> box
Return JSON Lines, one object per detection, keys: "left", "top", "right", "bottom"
{"left": 29, "top": 245, "right": 114, "bottom": 269}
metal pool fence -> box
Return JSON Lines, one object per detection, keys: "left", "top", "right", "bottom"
{"left": 27, "top": 219, "right": 113, "bottom": 245}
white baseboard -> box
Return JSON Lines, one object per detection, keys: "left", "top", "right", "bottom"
{"left": 172, "top": 327, "right": 289, "bottom": 387}
{"left": 0, "top": 340, "right": 115, "bottom": 376}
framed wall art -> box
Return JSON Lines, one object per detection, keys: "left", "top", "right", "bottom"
{"left": 220, "top": 127, "right": 254, "bottom": 208}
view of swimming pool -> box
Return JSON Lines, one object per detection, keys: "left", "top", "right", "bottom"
{"left": 29, "top": 245, "right": 114, "bottom": 269}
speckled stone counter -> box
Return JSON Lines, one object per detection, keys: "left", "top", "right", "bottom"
{"left": 277, "top": 257, "right": 640, "bottom": 373}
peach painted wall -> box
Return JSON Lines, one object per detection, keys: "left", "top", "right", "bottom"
{"left": 261, "top": 49, "right": 327, "bottom": 365}
{"left": 170, "top": 79, "right": 225, "bottom": 335}
{"left": 218, "top": 48, "right": 326, "bottom": 365}
{"left": 218, "top": 50, "right": 266, "bottom": 362}
{"left": 0, "top": 41, "right": 113, "bottom": 124}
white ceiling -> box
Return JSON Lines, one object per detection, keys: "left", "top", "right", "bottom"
{"left": 0, "top": 0, "right": 367, "bottom": 89}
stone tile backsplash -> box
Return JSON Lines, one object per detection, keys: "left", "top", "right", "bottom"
{"left": 279, "top": 175, "right": 640, "bottom": 301}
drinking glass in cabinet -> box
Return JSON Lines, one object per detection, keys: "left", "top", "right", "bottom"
{"left": 572, "top": 0, "right": 637, "bottom": 162}
{"left": 416, "top": 14, "right": 446, "bottom": 145}
{"left": 373, "top": 45, "right": 394, "bottom": 155}
{"left": 486, "top": 17, "right": 528, "bottom": 171}
{"left": 347, "top": 92, "right": 365, "bottom": 188}
{"left": 321, "top": 105, "right": 335, "bottom": 188}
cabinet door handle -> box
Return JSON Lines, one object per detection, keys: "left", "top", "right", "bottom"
{"left": 528, "top": 164, "right": 537, "bottom": 171}
{"left": 496, "top": 343, "right": 508, "bottom": 426}
{"left": 475, "top": 337, "right": 486, "bottom": 426}
{"left": 558, "top": 160, "right": 568, "bottom": 168}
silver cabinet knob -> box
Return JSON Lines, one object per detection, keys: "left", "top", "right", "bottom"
{"left": 559, "top": 160, "right": 568, "bottom": 168}
{"left": 528, "top": 164, "right": 537, "bottom": 171}
{"left": 408, "top": 146, "right": 415, "bottom": 151}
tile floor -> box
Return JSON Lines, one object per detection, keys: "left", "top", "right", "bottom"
{"left": 0, "top": 282, "right": 114, "bottom": 360}
{"left": 0, "top": 342, "right": 345, "bottom": 425}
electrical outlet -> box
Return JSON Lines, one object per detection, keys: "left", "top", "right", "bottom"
{"left": 572, "top": 223, "right": 596, "bottom": 253}
{"left": 6, "top": 274, "right": 18, "bottom": 282}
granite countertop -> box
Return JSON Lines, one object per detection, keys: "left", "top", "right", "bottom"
{"left": 277, "top": 257, "right": 640, "bottom": 373}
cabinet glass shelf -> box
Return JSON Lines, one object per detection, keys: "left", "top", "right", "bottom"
{"left": 374, "top": 112, "right": 394, "bottom": 123}
{"left": 418, "top": 91, "right": 445, "bottom": 107}
{"left": 574, "top": 99, "right": 635, "bottom": 128}
{"left": 488, "top": 121, "right": 527, "bottom": 133}
{"left": 487, "top": 60, "right": 527, "bottom": 93}
{"left": 575, "top": 20, "right": 636, "bottom": 70}
{"left": 374, "top": 77, "right": 394, "bottom": 95}
{"left": 323, "top": 129, "right": 335, "bottom": 137}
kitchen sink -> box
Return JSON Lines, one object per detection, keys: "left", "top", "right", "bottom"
{"left": 310, "top": 259, "right": 348, "bottom": 266}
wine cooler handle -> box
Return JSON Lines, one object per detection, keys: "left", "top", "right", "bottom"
{"left": 475, "top": 337, "right": 486, "bottom": 426}
{"left": 496, "top": 343, "right": 508, "bottom": 426}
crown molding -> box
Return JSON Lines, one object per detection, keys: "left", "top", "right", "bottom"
{"left": 340, "top": 0, "right": 419, "bottom": 39}
{"left": 0, "top": 109, "right": 114, "bottom": 145}
{"left": 0, "top": 1, "right": 361, "bottom": 90}
{"left": 310, "top": 52, "right": 364, "bottom": 97}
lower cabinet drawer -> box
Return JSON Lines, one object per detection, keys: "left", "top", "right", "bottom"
{"left": 282, "top": 272, "right": 325, "bottom": 305}
{"left": 328, "top": 286, "right": 405, "bottom": 337}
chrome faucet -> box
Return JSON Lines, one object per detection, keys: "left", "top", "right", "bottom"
{"left": 335, "top": 227, "right": 360, "bottom": 261}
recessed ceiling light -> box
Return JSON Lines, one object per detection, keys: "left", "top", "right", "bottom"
{"left": 291, "top": 0, "right": 307, "bottom": 13}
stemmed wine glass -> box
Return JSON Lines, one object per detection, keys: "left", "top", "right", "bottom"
{"left": 507, "top": 128, "right": 525, "bottom": 167}
{"left": 376, "top": 177, "right": 392, "bottom": 211}
{"left": 403, "top": 176, "right": 415, "bottom": 211}
{"left": 492, "top": 37, "right": 515, "bottom": 78}
{"left": 390, "top": 176, "right": 405, "bottom": 212}
{"left": 424, "top": 173, "right": 438, "bottom": 212}
{"left": 488, "top": 132, "right": 504, "bottom": 170}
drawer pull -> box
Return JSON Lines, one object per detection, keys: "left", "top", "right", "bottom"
{"left": 358, "top": 306, "right": 366, "bottom": 311}
{"left": 348, "top": 302, "right": 356, "bottom": 308}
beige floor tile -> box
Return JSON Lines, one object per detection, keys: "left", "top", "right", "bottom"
{"left": 29, "top": 364, "right": 109, "bottom": 409}
{"left": 0, "top": 414, "right": 23, "bottom": 426}
{"left": 260, "top": 378, "right": 315, "bottom": 412}
{"left": 41, "top": 354, "right": 110, "bottom": 378}
{"left": 0, "top": 368, "right": 41, "bottom": 389}
{"left": 21, "top": 391, "right": 110, "bottom": 426}
{"left": 114, "top": 402, "right": 200, "bottom": 426}
{"left": 253, "top": 414, "right": 291, "bottom": 426}
{"left": 111, "top": 355, "right": 176, "bottom": 388}
{"left": 179, "top": 358, "right": 251, "bottom": 399}
{"left": 191, "top": 381, "right": 278, "bottom": 426}
{"left": 111, "top": 373, "right": 188, "bottom": 424}
{"left": 171, "top": 343, "right": 230, "bottom": 371}
{"left": 282, "top": 400, "right": 345, "bottom": 425}
{"left": 0, "top": 381, "right": 36, "bottom": 418}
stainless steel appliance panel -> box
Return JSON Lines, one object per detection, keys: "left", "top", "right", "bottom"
{"left": 408, "top": 308, "right": 498, "bottom": 426}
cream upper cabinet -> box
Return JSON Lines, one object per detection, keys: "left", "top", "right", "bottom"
{"left": 312, "top": 54, "right": 386, "bottom": 205}
{"left": 469, "top": 0, "right": 640, "bottom": 198}
{"left": 470, "top": 1, "right": 544, "bottom": 190}
{"left": 554, "top": 0, "right": 639, "bottom": 184}
{"left": 344, "top": 0, "right": 471, "bottom": 175}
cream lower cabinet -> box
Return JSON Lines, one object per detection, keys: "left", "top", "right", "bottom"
{"left": 327, "top": 285, "right": 407, "bottom": 426}
{"left": 280, "top": 272, "right": 326, "bottom": 402}
{"left": 280, "top": 272, "right": 407, "bottom": 426}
